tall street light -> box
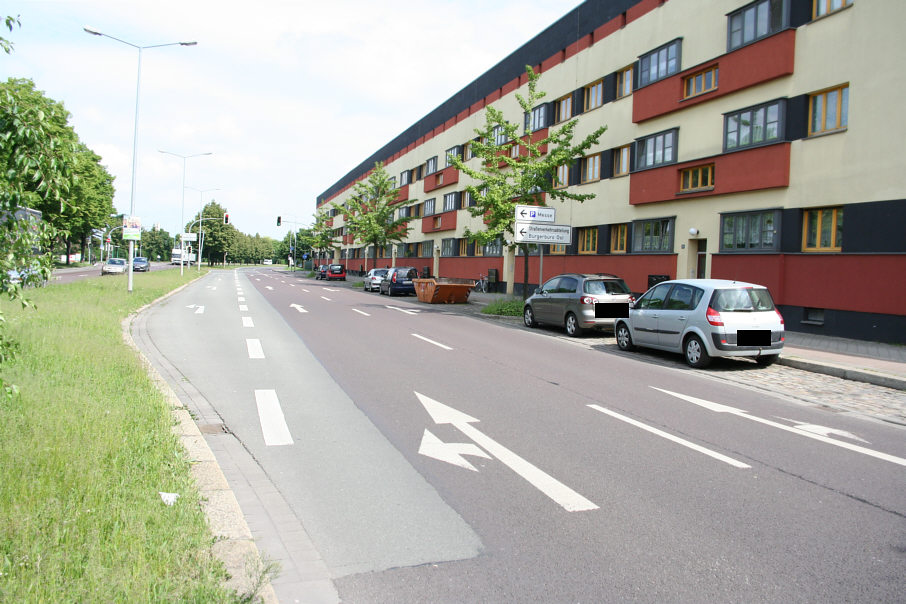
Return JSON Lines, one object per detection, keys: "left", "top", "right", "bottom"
{"left": 83, "top": 26, "right": 196, "bottom": 292}
{"left": 159, "top": 150, "right": 212, "bottom": 275}
{"left": 186, "top": 186, "right": 220, "bottom": 271}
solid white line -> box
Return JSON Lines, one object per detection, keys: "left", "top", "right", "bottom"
{"left": 254, "top": 389, "right": 294, "bottom": 447}
{"left": 588, "top": 404, "right": 751, "bottom": 469}
{"left": 242, "top": 316, "right": 254, "bottom": 328}
{"left": 246, "top": 338, "right": 265, "bottom": 359}
{"left": 412, "top": 333, "right": 452, "bottom": 350}
{"left": 352, "top": 309, "right": 370, "bottom": 316}
{"left": 239, "top": 304, "right": 248, "bottom": 311}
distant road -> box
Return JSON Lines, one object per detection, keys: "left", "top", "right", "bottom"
{"left": 51, "top": 261, "right": 173, "bottom": 284}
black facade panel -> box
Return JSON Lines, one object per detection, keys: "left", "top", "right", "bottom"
{"left": 788, "top": 0, "right": 813, "bottom": 29}
{"left": 601, "top": 72, "right": 617, "bottom": 105}
{"left": 600, "top": 149, "right": 614, "bottom": 180}
{"left": 569, "top": 160, "right": 581, "bottom": 186}
{"left": 780, "top": 208, "right": 802, "bottom": 252}
{"left": 785, "top": 94, "right": 810, "bottom": 141}
{"left": 842, "top": 199, "right": 906, "bottom": 253}
{"left": 318, "top": 0, "right": 647, "bottom": 204}
{"left": 568, "top": 227, "right": 579, "bottom": 255}
{"left": 573, "top": 87, "right": 586, "bottom": 116}
{"left": 781, "top": 305, "right": 906, "bottom": 344}
{"left": 597, "top": 225, "right": 609, "bottom": 255}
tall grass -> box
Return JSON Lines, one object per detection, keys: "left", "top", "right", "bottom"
{"left": 0, "top": 269, "right": 241, "bottom": 601}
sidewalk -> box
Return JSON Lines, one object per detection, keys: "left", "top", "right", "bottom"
{"left": 462, "top": 291, "right": 906, "bottom": 392}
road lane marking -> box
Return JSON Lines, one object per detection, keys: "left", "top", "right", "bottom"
{"left": 387, "top": 305, "right": 419, "bottom": 315}
{"left": 195, "top": 305, "right": 205, "bottom": 314}
{"left": 242, "top": 317, "right": 254, "bottom": 328}
{"left": 412, "top": 334, "right": 452, "bottom": 350}
{"left": 289, "top": 304, "right": 308, "bottom": 313}
{"left": 419, "top": 429, "right": 490, "bottom": 471}
{"left": 246, "top": 339, "right": 265, "bottom": 359}
{"left": 652, "top": 387, "right": 906, "bottom": 467}
{"left": 588, "top": 404, "right": 750, "bottom": 469}
{"left": 321, "top": 296, "right": 331, "bottom": 301}
{"left": 302, "top": 288, "right": 310, "bottom": 293}
{"left": 239, "top": 304, "right": 248, "bottom": 311}
{"left": 266, "top": 286, "right": 274, "bottom": 290}
{"left": 352, "top": 309, "right": 370, "bottom": 316}
{"left": 255, "top": 389, "right": 294, "bottom": 447}
{"left": 238, "top": 297, "right": 246, "bottom": 302}
{"left": 416, "top": 392, "right": 597, "bottom": 512}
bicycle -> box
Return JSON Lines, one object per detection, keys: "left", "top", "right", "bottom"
{"left": 474, "top": 274, "right": 488, "bottom": 293}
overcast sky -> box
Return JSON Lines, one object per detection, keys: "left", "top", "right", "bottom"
{"left": 2, "top": 0, "right": 582, "bottom": 240}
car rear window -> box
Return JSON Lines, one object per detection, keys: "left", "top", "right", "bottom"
{"left": 584, "top": 279, "right": 630, "bottom": 295}
{"left": 329, "top": 265, "right": 343, "bottom": 271}
{"left": 712, "top": 287, "right": 775, "bottom": 312}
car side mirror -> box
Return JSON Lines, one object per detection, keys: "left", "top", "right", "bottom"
{"left": 533, "top": 288, "right": 541, "bottom": 295}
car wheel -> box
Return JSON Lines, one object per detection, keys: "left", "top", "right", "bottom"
{"left": 565, "top": 313, "right": 583, "bottom": 337}
{"left": 756, "top": 354, "right": 779, "bottom": 366}
{"left": 523, "top": 305, "right": 537, "bottom": 328}
{"left": 615, "top": 323, "right": 635, "bottom": 351}
{"left": 684, "top": 334, "right": 711, "bottom": 368}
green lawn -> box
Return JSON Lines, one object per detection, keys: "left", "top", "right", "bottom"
{"left": 0, "top": 268, "right": 253, "bottom": 602}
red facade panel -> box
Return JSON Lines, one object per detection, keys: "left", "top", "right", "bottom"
{"left": 423, "top": 166, "right": 460, "bottom": 193}
{"left": 421, "top": 211, "right": 458, "bottom": 234}
{"left": 394, "top": 184, "right": 410, "bottom": 203}
{"left": 633, "top": 29, "right": 796, "bottom": 123}
{"left": 629, "top": 143, "right": 791, "bottom": 205}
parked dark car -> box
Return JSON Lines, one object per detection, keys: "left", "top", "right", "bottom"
{"left": 326, "top": 264, "right": 346, "bottom": 281}
{"left": 380, "top": 266, "right": 417, "bottom": 296}
{"left": 132, "top": 256, "right": 150, "bottom": 272}
{"left": 315, "top": 264, "right": 327, "bottom": 279}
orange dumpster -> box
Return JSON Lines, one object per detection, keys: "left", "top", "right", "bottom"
{"left": 413, "top": 278, "right": 475, "bottom": 304}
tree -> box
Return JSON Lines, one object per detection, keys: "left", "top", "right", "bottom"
{"left": 2, "top": 15, "right": 19, "bottom": 55}
{"left": 308, "top": 210, "right": 339, "bottom": 265}
{"left": 448, "top": 66, "right": 607, "bottom": 297}
{"left": 140, "top": 225, "right": 173, "bottom": 262}
{"left": 66, "top": 144, "right": 115, "bottom": 263}
{"left": 333, "top": 162, "right": 413, "bottom": 272}
{"left": 187, "top": 200, "right": 235, "bottom": 265}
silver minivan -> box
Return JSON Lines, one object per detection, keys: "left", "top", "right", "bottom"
{"left": 523, "top": 273, "right": 633, "bottom": 336}
{"left": 614, "top": 279, "right": 784, "bottom": 368}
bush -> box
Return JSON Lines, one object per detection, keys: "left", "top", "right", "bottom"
{"left": 481, "top": 298, "right": 523, "bottom": 316}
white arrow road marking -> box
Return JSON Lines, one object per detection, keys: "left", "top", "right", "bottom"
{"left": 352, "top": 309, "right": 370, "bottom": 316}
{"left": 239, "top": 305, "right": 248, "bottom": 312}
{"left": 255, "top": 390, "right": 293, "bottom": 446}
{"left": 290, "top": 304, "right": 308, "bottom": 313}
{"left": 653, "top": 387, "right": 906, "bottom": 467}
{"left": 412, "top": 334, "right": 452, "bottom": 350}
{"left": 266, "top": 286, "right": 274, "bottom": 290}
{"left": 246, "top": 339, "right": 265, "bottom": 359}
{"left": 588, "top": 405, "right": 750, "bottom": 469}
{"left": 793, "top": 424, "right": 870, "bottom": 443}
{"left": 415, "top": 392, "right": 598, "bottom": 512}
{"left": 387, "top": 305, "right": 419, "bottom": 315}
{"left": 321, "top": 296, "right": 331, "bottom": 301}
{"left": 288, "top": 284, "right": 295, "bottom": 287}
{"left": 242, "top": 317, "right": 254, "bottom": 328}
{"left": 194, "top": 305, "right": 205, "bottom": 315}
{"left": 419, "top": 429, "right": 490, "bottom": 471}
{"left": 206, "top": 285, "right": 217, "bottom": 290}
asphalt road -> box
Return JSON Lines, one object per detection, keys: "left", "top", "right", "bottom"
{"left": 135, "top": 268, "right": 906, "bottom": 603}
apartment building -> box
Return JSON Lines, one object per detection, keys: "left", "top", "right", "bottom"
{"left": 316, "top": 0, "right": 906, "bottom": 343}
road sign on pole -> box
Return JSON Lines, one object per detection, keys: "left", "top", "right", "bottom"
{"left": 514, "top": 205, "right": 555, "bottom": 223}
{"left": 513, "top": 222, "right": 571, "bottom": 245}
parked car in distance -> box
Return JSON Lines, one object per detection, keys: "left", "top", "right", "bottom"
{"left": 315, "top": 265, "right": 327, "bottom": 279}
{"left": 380, "top": 266, "right": 418, "bottom": 296}
{"left": 262, "top": 258, "right": 273, "bottom": 265}
{"left": 326, "top": 263, "right": 346, "bottom": 281}
{"left": 523, "top": 273, "right": 633, "bottom": 337}
{"left": 101, "top": 257, "right": 127, "bottom": 275}
{"left": 364, "top": 268, "right": 389, "bottom": 292}
{"left": 614, "top": 279, "right": 784, "bottom": 368}
{"left": 132, "top": 256, "right": 150, "bottom": 272}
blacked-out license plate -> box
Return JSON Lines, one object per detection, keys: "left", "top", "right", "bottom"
{"left": 737, "top": 330, "right": 771, "bottom": 346}
{"left": 595, "top": 302, "right": 629, "bottom": 319}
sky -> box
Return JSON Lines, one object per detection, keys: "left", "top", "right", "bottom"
{"left": 2, "top": 0, "right": 583, "bottom": 240}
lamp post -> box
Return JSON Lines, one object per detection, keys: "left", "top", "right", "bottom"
{"left": 159, "top": 151, "right": 212, "bottom": 275}
{"left": 186, "top": 186, "right": 220, "bottom": 271}
{"left": 83, "top": 26, "right": 197, "bottom": 292}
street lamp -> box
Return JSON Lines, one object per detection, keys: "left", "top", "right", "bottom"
{"left": 186, "top": 186, "right": 220, "bottom": 271}
{"left": 159, "top": 150, "right": 213, "bottom": 275}
{"left": 83, "top": 26, "right": 197, "bottom": 292}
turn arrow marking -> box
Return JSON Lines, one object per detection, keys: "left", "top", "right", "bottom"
{"left": 289, "top": 304, "right": 308, "bottom": 313}
{"left": 415, "top": 392, "right": 598, "bottom": 512}
{"left": 419, "top": 429, "right": 490, "bottom": 471}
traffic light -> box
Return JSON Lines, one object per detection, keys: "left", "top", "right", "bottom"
{"left": 277, "top": 216, "right": 282, "bottom": 226}
{"left": 223, "top": 213, "right": 229, "bottom": 224}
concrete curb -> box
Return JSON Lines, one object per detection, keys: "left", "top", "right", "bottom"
{"left": 121, "top": 275, "right": 278, "bottom": 603}
{"left": 778, "top": 355, "right": 906, "bottom": 392}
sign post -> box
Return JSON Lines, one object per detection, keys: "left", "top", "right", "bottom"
{"left": 513, "top": 206, "right": 570, "bottom": 286}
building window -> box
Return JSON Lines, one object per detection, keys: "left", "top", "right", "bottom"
{"left": 680, "top": 164, "right": 715, "bottom": 192}
{"left": 485, "top": 238, "right": 503, "bottom": 256}
{"left": 802, "top": 207, "right": 843, "bottom": 251}
{"left": 555, "top": 94, "right": 572, "bottom": 122}
{"left": 585, "top": 79, "right": 604, "bottom": 111}
{"left": 529, "top": 104, "right": 547, "bottom": 132}
{"left": 636, "top": 129, "right": 677, "bottom": 170}
{"left": 725, "top": 99, "right": 785, "bottom": 151}
{"left": 720, "top": 210, "right": 779, "bottom": 252}
{"left": 610, "top": 224, "right": 628, "bottom": 253}
{"left": 441, "top": 238, "right": 455, "bottom": 257}
{"left": 398, "top": 205, "right": 410, "bottom": 219}
{"left": 616, "top": 65, "right": 633, "bottom": 99}
{"left": 510, "top": 143, "right": 520, "bottom": 159}
{"left": 809, "top": 85, "right": 848, "bottom": 136}
{"left": 632, "top": 218, "right": 674, "bottom": 252}
{"left": 474, "top": 241, "right": 483, "bottom": 257}
{"left": 389, "top": 176, "right": 397, "bottom": 190}
{"left": 814, "top": 0, "right": 852, "bottom": 18}
{"left": 684, "top": 66, "right": 718, "bottom": 99}
{"left": 554, "top": 164, "right": 569, "bottom": 189}
{"left": 578, "top": 227, "right": 597, "bottom": 254}
{"left": 613, "top": 145, "right": 630, "bottom": 176}
{"left": 442, "top": 192, "right": 457, "bottom": 212}
{"left": 729, "top": 0, "right": 785, "bottom": 51}
{"left": 493, "top": 125, "right": 508, "bottom": 146}
{"left": 400, "top": 170, "right": 411, "bottom": 186}
{"left": 423, "top": 198, "right": 435, "bottom": 216}
{"left": 409, "top": 202, "right": 421, "bottom": 218}
{"left": 639, "top": 39, "right": 681, "bottom": 87}
{"left": 446, "top": 145, "right": 463, "bottom": 167}
{"left": 549, "top": 244, "right": 566, "bottom": 255}
{"left": 581, "top": 154, "right": 601, "bottom": 183}
{"left": 425, "top": 156, "right": 438, "bottom": 175}
{"left": 459, "top": 239, "right": 469, "bottom": 256}
{"left": 464, "top": 142, "right": 474, "bottom": 161}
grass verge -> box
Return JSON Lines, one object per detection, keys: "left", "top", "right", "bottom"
{"left": 481, "top": 297, "right": 524, "bottom": 316}
{"left": 0, "top": 268, "right": 246, "bottom": 602}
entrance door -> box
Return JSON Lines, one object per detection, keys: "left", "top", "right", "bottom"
{"left": 695, "top": 239, "right": 707, "bottom": 279}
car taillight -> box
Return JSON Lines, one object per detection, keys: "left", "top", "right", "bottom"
{"left": 392, "top": 273, "right": 398, "bottom": 283}
{"left": 775, "top": 308, "right": 784, "bottom": 325}
{"left": 580, "top": 296, "right": 596, "bottom": 305}
{"left": 706, "top": 306, "right": 724, "bottom": 326}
